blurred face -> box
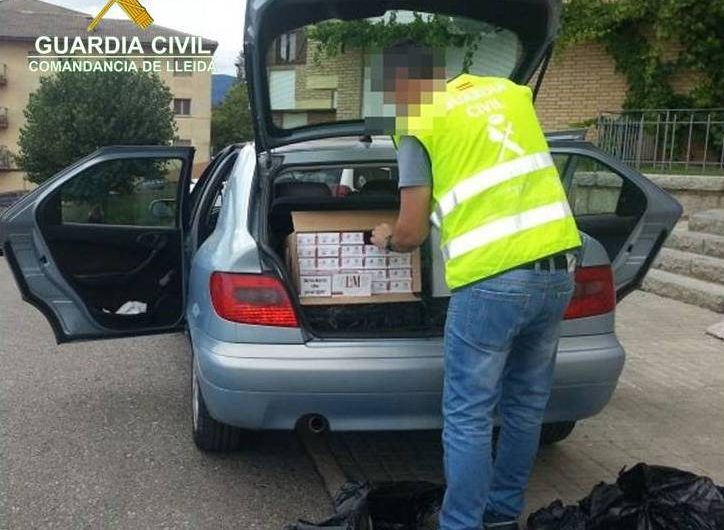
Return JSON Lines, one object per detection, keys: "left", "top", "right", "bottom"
{"left": 365, "top": 47, "right": 446, "bottom": 135}
{"left": 386, "top": 70, "right": 446, "bottom": 108}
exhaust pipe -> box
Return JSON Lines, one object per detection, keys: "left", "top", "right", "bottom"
{"left": 301, "top": 414, "right": 329, "bottom": 434}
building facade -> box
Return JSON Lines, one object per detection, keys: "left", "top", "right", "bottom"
{"left": 0, "top": 0, "right": 216, "bottom": 194}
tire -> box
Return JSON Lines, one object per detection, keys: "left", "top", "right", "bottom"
{"left": 540, "top": 421, "right": 576, "bottom": 445}
{"left": 191, "top": 364, "right": 243, "bottom": 452}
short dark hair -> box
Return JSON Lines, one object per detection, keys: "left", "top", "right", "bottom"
{"left": 382, "top": 40, "right": 442, "bottom": 80}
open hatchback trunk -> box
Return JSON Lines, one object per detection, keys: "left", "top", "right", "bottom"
{"left": 242, "top": 0, "right": 563, "bottom": 337}
{"left": 244, "top": 0, "right": 561, "bottom": 152}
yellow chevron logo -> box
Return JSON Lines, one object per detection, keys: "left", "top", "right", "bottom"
{"left": 87, "top": 0, "right": 154, "bottom": 32}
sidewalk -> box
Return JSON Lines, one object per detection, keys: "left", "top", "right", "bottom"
{"left": 322, "top": 291, "right": 724, "bottom": 513}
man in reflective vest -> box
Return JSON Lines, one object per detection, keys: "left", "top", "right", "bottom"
{"left": 371, "top": 44, "right": 581, "bottom": 530}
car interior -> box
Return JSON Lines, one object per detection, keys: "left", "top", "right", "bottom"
{"left": 556, "top": 153, "right": 648, "bottom": 263}
{"left": 36, "top": 158, "right": 186, "bottom": 330}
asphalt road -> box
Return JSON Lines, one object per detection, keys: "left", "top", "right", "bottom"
{"left": 0, "top": 258, "right": 331, "bottom": 529}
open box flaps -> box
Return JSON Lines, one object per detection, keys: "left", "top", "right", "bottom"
{"left": 286, "top": 211, "right": 422, "bottom": 305}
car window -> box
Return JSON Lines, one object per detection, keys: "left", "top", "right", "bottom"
{"left": 266, "top": 10, "right": 524, "bottom": 130}
{"left": 566, "top": 156, "right": 625, "bottom": 216}
{"left": 55, "top": 158, "right": 183, "bottom": 227}
{"left": 274, "top": 166, "right": 399, "bottom": 198}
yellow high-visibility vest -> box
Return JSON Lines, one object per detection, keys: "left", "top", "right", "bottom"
{"left": 400, "top": 74, "right": 581, "bottom": 289}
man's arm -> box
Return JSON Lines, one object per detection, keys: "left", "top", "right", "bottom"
{"left": 371, "top": 186, "right": 431, "bottom": 252}
{"left": 371, "top": 136, "right": 432, "bottom": 252}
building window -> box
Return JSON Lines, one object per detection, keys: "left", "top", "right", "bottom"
{"left": 173, "top": 60, "right": 193, "bottom": 77}
{"left": 173, "top": 138, "right": 192, "bottom": 146}
{"left": 173, "top": 98, "right": 191, "bottom": 116}
{"left": 274, "top": 30, "right": 307, "bottom": 65}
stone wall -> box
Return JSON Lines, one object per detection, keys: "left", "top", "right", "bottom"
{"left": 575, "top": 173, "right": 724, "bottom": 219}
{"left": 645, "top": 175, "right": 724, "bottom": 218}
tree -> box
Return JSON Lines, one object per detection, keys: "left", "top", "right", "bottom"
{"left": 17, "top": 69, "right": 176, "bottom": 184}
{"left": 235, "top": 50, "right": 246, "bottom": 81}
{"left": 210, "top": 81, "right": 254, "bottom": 153}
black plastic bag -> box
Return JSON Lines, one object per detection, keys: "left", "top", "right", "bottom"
{"left": 285, "top": 481, "right": 443, "bottom": 530}
{"left": 527, "top": 463, "right": 724, "bottom": 530}
{"left": 367, "top": 481, "right": 444, "bottom": 530}
{"left": 285, "top": 482, "right": 372, "bottom": 530}
{"left": 525, "top": 500, "right": 586, "bottom": 530}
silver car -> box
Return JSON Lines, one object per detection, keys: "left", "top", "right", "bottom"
{"left": 0, "top": 0, "right": 681, "bottom": 452}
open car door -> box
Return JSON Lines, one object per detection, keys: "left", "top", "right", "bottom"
{"left": 0, "top": 146, "right": 194, "bottom": 343}
{"left": 549, "top": 140, "right": 683, "bottom": 299}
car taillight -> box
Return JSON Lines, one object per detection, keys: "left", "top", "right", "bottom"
{"left": 564, "top": 266, "right": 616, "bottom": 320}
{"left": 209, "top": 272, "right": 299, "bottom": 327}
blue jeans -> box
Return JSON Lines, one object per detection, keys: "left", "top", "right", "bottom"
{"left": 439, "top": 267, "right": 574, "bottom": 530}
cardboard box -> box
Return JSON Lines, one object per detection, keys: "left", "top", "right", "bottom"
{"left": 286, "top": 211, "right": 422, "bottom": 305}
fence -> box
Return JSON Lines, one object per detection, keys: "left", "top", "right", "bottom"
{"left": 595, "top": 109, "right": 724, "bottom": 174}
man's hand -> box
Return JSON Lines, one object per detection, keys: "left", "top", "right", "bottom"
{"left": 371, "top": 223, "right": 393, "bottom": 249}
{"left": 370, "top": 186, "right": 432, "bottom": 253}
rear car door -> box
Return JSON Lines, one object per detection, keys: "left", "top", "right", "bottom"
{"left": 549, "top": 141, "right": 683, "bottom": 299}
{"left": 0, "top": 146, "right": 195, "bottom": 343}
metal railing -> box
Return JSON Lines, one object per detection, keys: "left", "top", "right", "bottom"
{"left": 0, "top": 107, "right": 7, "bottom": 128}
{"left": 595, "top": 109, "right": 724, "bottom": 174}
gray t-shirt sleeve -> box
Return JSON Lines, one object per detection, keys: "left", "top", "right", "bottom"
{"left": 397, "top": 136, "right": 433, "bottom": 188}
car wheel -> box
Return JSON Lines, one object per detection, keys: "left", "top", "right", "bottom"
{"left": 191, "top": 364, "right": 243, "bottom": 452}
{"left": 540, "top": 421, "right": 576, "bottom": 445}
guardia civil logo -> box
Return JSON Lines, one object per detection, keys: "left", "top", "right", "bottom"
{"left": 88, "top": 0, "right": 154, "bottom": 31}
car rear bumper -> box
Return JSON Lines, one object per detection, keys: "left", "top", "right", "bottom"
{"left": 191, "top": 329, "right": 625, "bottom": 431}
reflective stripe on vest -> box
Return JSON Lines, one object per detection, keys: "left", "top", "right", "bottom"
{"left": 430, "top": 152, "right": 554, "bottom": 229}
{"left": 441, "top": 200, "right": 573, "bottom": 261}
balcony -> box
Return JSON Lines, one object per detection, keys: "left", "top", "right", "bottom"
{"left": 0, "top": 146, "right": 14, "bottom": 170}
{"left": 0, "top": 63, "right": 6, "bottom": 86}
{"left": 0, "top": 107, "right": 7, "bottom": 128}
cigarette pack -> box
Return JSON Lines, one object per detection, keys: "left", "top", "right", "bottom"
{"left": 389, "top": 268, "right": 412, "bottom": 280}
{"left": 317, "top": 232, "right": 341, "bottom": 245}
{"left": 297, "top": 233, "right": 316, "bottom": 246}
{"left": 297, "top": 246, "right": 316, "bottom": 258}
{"left": 371, "top": 280, "right": 389, "bottom": 294}
{"left": 317, "top": 245, "right": 340, "bottom": 258}
{"left": 317, "top": 257, "right": 340, "bottom": 271}
{"left": 341, "top": 245, "right": 364, "bottom": 257}
{"left": 389, "top": 280, "right": 413, "bottom": 293}
{"left": 365, "top": 256, "right": 387, "bottom": 269}
{"left": 341, "top": 232, "right": 365, "bottom": 245}
{"left": 341, "top": 257, "right": 364, "bottom": 270}
{"left": 388, "top": 254, "right": 412, "bottom": 268}
{"left": 332, "top": 273, "right": 372, "bottom": 297}
{"left": 299, "top": 258, "right": 316, "bottom": 271}
{"left": 300, "top": 276, "right": 332, "bottom": 297}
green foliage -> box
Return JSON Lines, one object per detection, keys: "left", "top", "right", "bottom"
{"left": 211, "top": 82, "right": 254, "bottom": 153}
{"left": 17, "top": 69, "right": 176, "bottom": 184}
{"left": 559, "top": 0, "right": 724, "bottom": 109}
{"left": 307, "top": 12, "right": 483, "bottom": 72}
